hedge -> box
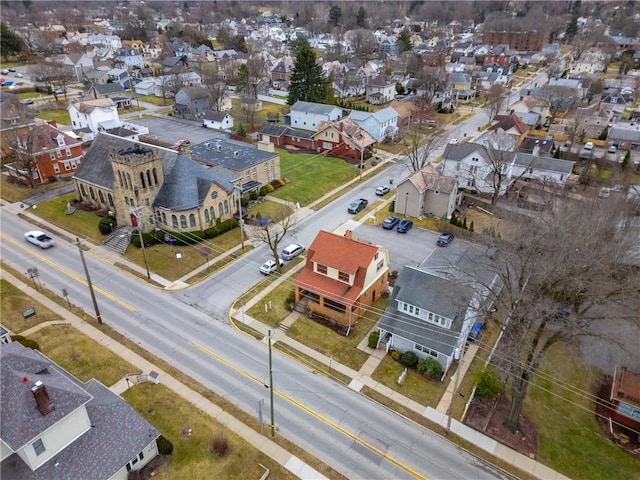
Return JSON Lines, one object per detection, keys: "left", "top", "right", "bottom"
{"left": 11, "top": 335, "right": 40, "bottom": 351}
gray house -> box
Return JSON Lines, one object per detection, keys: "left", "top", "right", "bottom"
{"left": 395, "top": 165, "right": 459, "bottom": 219}
{"left": 173, "top": 85, "right": 211, "bottom": 120}
{"left": 377, "top": 266, "right": 477, "bottom": 372}
{"left": 348, "top": 107, "right": 399, "bottom": 142}
{"left": 0, "top": 341, "right": 159, "bottom": 479}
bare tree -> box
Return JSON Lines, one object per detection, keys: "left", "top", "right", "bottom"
{"left": 482, "top": 133, "right": 517, "bottom": 206}
{"left": 401, "top": 126, "right": 447, "bottom": 173}
{"left": 473, "top": 195, "right": 640, "bottom": 432}
{"left": 251, "top": 206, "right": 300, "bottom": 272}
{"left": 29, "top": 61, "right": 70, "bottom": 103}
{"left": 204, "top": 80, "right": 228, "bottom": 112}
{"left": 483, "top": 83, "right": 509, "bottom": 122}
{"left": 536, "top": 85, "right": 577, "bottom": 125}
{"left": 3, "top": 121, "right": 40, "bottom": 189}
{"left": 348, "top": 28, "right": 376, "bottom": 67}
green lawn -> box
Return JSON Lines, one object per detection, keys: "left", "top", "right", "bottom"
{"left": 36, "top": 109, "right": 71, "bottom": 126}
{"left": 526, "top": 344, "right": 640, "bottom": 480}
{"left": 247, "top": 200, "right": 293, "bottom": 222}
{"left": 245, "top": 281, "right": 294, "bottom": 328}
{"left": 270, "top": 148, "right": 358, "bottom": 206}
{"left": 0, "top": 279, "right": 62, "bottom": 333}
{"left": 136, "top": 94, "right": 172, "bottom": 106}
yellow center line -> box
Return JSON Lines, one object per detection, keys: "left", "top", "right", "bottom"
{"left": 191, "top": 340, "right": 428, "bottom": 480}
{"left": 1, "top": 234, "right": 136, "bottom": 312}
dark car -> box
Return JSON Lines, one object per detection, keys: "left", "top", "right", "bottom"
{"left": 348, "top": 198, "right": 368, "bottom": 214}
{"left": 396, "top": 219, "right": 413, "bottom": 233}
{"left": 437, "top": 232, "right": 454, "bottom": 246}
{"left": 382, "top": 215, "right": 400, "bottom": 229}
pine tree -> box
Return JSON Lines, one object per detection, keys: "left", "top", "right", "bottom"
{"left": 328, "top": 5, "right": 342, "bottom": 27}
{"left": 356, "top": 6, "right": 367, "bottom": 28}
{"left": 237, "top": 122, "right": 246, "bottom": 137}
{"left": 288, "top": 40, "right": 328, "bottom": 105}
{"left": 469, "top": 221, "right": 474, "bottom": 233}
{"left": 398, "top": 28, "right": 412, "bottom": 54}
{"left": 462, "top": 217, "right": 468, "bottom": 230}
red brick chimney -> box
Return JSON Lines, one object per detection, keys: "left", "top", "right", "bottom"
{"left": 31, "top": 381, "right": 55, "bottom": 416}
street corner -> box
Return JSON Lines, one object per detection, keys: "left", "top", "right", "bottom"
{"left": 164, "top": 280, "right": 189, "bottom": 290}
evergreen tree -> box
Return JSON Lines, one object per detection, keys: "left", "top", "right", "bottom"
{"left": 398, "top": 28, "right": 412, "bottom": 54}
{"left": 356, "top": 6, "right": 367, "bottom": 28}
{"left": 328, "top": 5, "right": 342, "bottom": 27}
{"left": 288, "top": 42, "right": 328, "bottom": 105}
{"left": 462, "top": 217, "right": 468, "bottom": 230}
{"left": 565, "top": 14, "right": 579, "bottom": 42}
{"left": 1, "top": 23, "right": 24, "bottom": 61}
{"left": 621, "top": 150, "right": 630, "bottom": 170}
{"left": 469, "top": 221, "right": 474, "bottom": 233}
{"left": 236, "top": 64, "right": 248, "bottom": 93}
{"left": 237, "top": 122, "right": 246, "bottom": 137}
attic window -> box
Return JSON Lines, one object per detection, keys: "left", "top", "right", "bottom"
{"left": 33, "top": 438, "right": 46, "bottom": 456}
{"left": 316, "top": 264, "right": 328, "bottom": 275}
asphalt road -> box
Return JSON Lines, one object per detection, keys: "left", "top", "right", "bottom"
{"left": 1, "top": 180, "right": 510, "bottom": 480}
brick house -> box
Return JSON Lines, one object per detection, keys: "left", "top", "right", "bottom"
{"left": 293, "top": 230, "right": 389, "bottom": 332}
{"left": 6, "top": 124, "right": 83, "bottom": 185}
{"left": 609, "top": 366, "right": 640, "bottom": 432}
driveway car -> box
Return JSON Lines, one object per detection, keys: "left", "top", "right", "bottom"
{"left": 382, "top": 215, "right": 400, "bottom": 230}
{"left": 15, "top": 73, "right": 23, "bottom": 78}
{"left": 437, "top": 232, "right": 454, "bottom": 246}
{"left": 8, "top": 68, "right": 16, "bottom": 72}
{"left": 598, "top": 187, "right": 611, "bottom": 198}
{"left": 584, "top": 142, "right": 594, "bottom": 150}
{"left": 0, "top": 69, "right": 9, "bottom": 74}
{"left": 375, "top": 185, "right": 391, "bottom": 196}
{"left": 24, "top": 230, "right": 54, "bottom": 249}
{"left": 348, "top": 198, "right": 368, "bottom": 214}
{"left": 260, "top": 258, "right": 284, "bottom": 275}
{"left": 20, "top": 98, "right": 34, "bottom": 105}
{"left": 281, "top": 243, "right": 305, "bottom": 260}
{"left": 1, "top": 81, "right": 14, "bottom": 87}
{"left": 396, "top": 219, "right": 413, "bottom": 233}
{"left": 608, "top": 145, "right": 617, "bottom": 154}
{"left": 449, "top": 137, "right": 459, "bottom": 145}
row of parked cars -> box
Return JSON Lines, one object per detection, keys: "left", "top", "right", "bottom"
{"left": 259, "top": 242, "right": 305, "bottom": 275}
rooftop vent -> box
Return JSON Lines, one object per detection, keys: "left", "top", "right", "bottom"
{"left": 217, "top": 144, "right": 222, "bottom": 152}
{"left": 205, "top": 142, "right": 211, "bottom": 150}
{"left": 31, "top": 380, "right": 55, "bottom": 416}
{"left": 233, "top": 150, "right": 239, "bottom": 158}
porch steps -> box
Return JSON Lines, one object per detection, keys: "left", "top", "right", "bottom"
{"left": 103, "top": 226, "right": 134, "bottom": 255}
{"left": 277, "top": 322, "right": 289, "bottom": 332}
{"left": 293, "top": 303, "right": 306, "bottom": 314}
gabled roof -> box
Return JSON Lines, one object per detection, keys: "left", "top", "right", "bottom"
{"left": 367, "top": 74, "right": 392, "bottom": 87}
{"left": 177, "top": 85, "right": 209, "bottom": 101}
{"left": 290, "top": 101, "right": 341, "bottom": 115}
{"left": 442, "top": 142, "right": 487, "bottom": 161}
{"left": 24, "top": 124, "right": 81, "bottom": 151}
{"left": 315, "top": 118, "right": 376, "bottom": 149}
{"left": 378, "top": 266, "right": 473, "bottom": 354}
{"left": 513, "top": 152, "right": 575, "bottom": 174}
{"left": 85, "top": 83, "right": 126, "bottom": 96}
{"left": 203, "top": 110, "right": 231, "bottom": 122}
{"left": 69, "top": 98, "right": 116, "bottom": 114}
{"left": 406, "top": 165, "right": 457, "bottom": 194}
{"left": 293, "top": 230, "right": 382, "bottom": 306}
{"left": 0, "top": 342, "right": 159, "bottom": 480}
{"left": 190, "top": 138, "right": 278, "bottom": 171}
{"left": 489, "top": 113, "right": 530, "bottom": 135}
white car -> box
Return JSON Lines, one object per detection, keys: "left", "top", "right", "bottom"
{"left": 375, "top": 185, "right": 391, "bottom": 196}
{"left": 260, "top": 258, "right": 284, "bottom": 275}
{"left": 24, "top": 230, "right": 55, "bottom": 248}
{"left": 281, "top": 243, "right": 305, "bottom": 261}
{"left": 584, "top": 142, "right": 594, "bottom": 150}
{"left": 450, "top": 137, "right": 459, "bottom": 145}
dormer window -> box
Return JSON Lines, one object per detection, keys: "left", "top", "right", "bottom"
{"left": 316, "top": 264, "right": 327, "bottom": 275}
{"left": 56, "top": 134, "right": 65, "bottom": 147}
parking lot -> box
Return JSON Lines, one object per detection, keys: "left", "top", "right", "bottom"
{"left": 134, "top": 117, "right": 227, "bottom": 146}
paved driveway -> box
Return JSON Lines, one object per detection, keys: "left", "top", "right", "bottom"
{"left": 354, "top": 222, "right": 441, "bottom": 273}
{"left": 134, "top": 117, "right": 227, "bottom": 146}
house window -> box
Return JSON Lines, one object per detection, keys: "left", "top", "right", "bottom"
{"left": 377, "top": 259, "right": 384, "bottom": 271}
{"left": 145, "top": 198, "right": 150, "bottom": 206}
{"left": 53, "top": 164, "right": 60, "bottom": 173}
{"left": 469, "top": 165, "right": 478, "bottom": 174}
{"left": 98, "top": 190, "right": 104, "bottom": 203}
{"left": 50, "top": 153, "right": 55, "bottom": 160}
{"left": 415, "top": 343, "right": 438, "bottom": 358}
{"left": 162, "top": 212, "right": 167, "bottom": 225}
{"left": 172, "top": 215, "right": 178, "bottom": 228}
{"left": 204, "top": 209, "right": 210, "bottom": 223}
{"left": 33, "top": 438, "right": 45, "bottom": 456}
{"left": 80, "top": 184, "right": 86, "bottom": 195}
{"left": 57, "top": 150, "right": 62, "bottom": 158}
{"left": 65, "top": 148, "right": 71, "bottom": 156}
{"left": 180, "top": 215, "right": 187, "bottom": 228}
{"left": 316, "top": 264, "right": 328, "bottom": 274}
{"left": 89, "top": 187, "right": 95, "bottom": 200}
{"left": 108, "top": 193, "right": 114, "bottom": 207}
{"left": 402, "top": 303, "right": 408, "bottom": 312}
{"left": 218, "top": 202, "right": 224, "bottom": 217}
{"left": 189, "top": 213, "right": 196, "bottom": 227}
{"left": 338, "top": 271, "right": 349, "bottom": 282}
{"left": 224, "top": 200, "right": 229, "bottom": 214}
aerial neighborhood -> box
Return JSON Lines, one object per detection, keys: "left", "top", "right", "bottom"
{"left": 1, "top": 1, "right": 639, "bottom": 480}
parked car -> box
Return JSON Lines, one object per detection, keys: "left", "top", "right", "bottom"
{"left": 15, "top": 73, "right": 23, "bottom": 78}
{"left": 53, "top": 87, "right": 67, "bottom": 94}
{"left": 20, "top": 98, "right": 34, "bottom": 105}
{"left": 449, "top": 137, "right": 459, "bottom": 145}
{"left": 8, "top": 68, "right": 16, "bottom": 72}
{"left": 375, "top": 185, "right": 391, "bottom": 196}
{"left": 1, "top": 81, "right": 14, "bottom": 87}
{"left": 348, "top": 198, "right": 368, "bottom": 214}
{"left": 608, "top": 145, "right": 617, "bottom": 154}
{"left": 583, "top": 142, "right": 594, "bottom": 150}
{"left": 437, "top": 232, "right": 454, "bottom": 246}
{"left": 0, "top": 69, "right": 9, "bottom": 74}
{"left": 281, "top": 243, "right": 305, "bottom": 261}
{"left": 382, "top": 215, "right": 400, "bottom": 230}
{"left": 24, "top": 230, "right": 55, "bottom": 249}
{"left": 396, "top": 219, "right": 413, "bottom": 233}
{"left": 260, "top": 258, "right": 284, "bottom": 275}
{"left": 598, "top": 187, "right": 611, "bottom": 198}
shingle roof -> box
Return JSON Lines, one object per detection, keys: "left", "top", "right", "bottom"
{"left": 293, "top": 230, "right": 381, "bottom": 306}
{"left": 178, "top": 85, "right": 209, "bottom": 101}
{"left": 408, "top": 165, "right": 457, "bottom": 194}
{"left": 442, "top": 142, "right": 486, "bottom": 161}
{"left": 203, "top": 110, "right": 230, "bottom": 122}
{"left": 71, "top": 98, "right": 116, "bottom": 114}
{"left": 378, "top": 267, "right": 472, "bottom": 354}
{"left": 27, "top": 124, "right": 81, "bottom": 151}
{"left": 0, "top": 342, "right": 159, "bottom": 480}
{"left": 290, "top": 101, "right": 341, "bottom": 115}
{"left": 367, "top": 74, "right": 392, "bottom": 87}
{"left": 514, "top": 152, "right": 575, "bottom": 174}
{"left": 190, "top": 138, "right": 278, "bottom": 171}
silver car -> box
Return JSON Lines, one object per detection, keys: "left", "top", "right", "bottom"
{"left": 24, "top": 230, "right": 55, "bottom": 248}
{"left": 281, "top": 243, "right": 305, "bottom": 260}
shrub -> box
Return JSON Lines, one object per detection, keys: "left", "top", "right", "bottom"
{"left": 417, "top": 357, "right": 443, "bottom": 377}
{"left": 475, "top": 366, "right": 503, "bottom": 399}
{"left": 130, "top": 231, "right": 159, "bottom": 248}
{"left": 249, "top": 191, "right": 259, "bottom": 201}
{"left": 156, "top": 435, "right": 174, "bottom": 455}
{"left": 400, "top": 351, "right": 419, "bottom": 368}
{"left": 368, "top": 330, "right": 380, "bottom": 348}
{"left": 389, "top": 200, "right": 395, "bottom": 212}
{"left": 259, "top": 185, "right": 269, "bottom": 196}
{"left": 237, "top": 122, "right": 246, "bottom": 137}
{"left": 265, "top": 183, "right": 275, "bottom": 193}
{"left": 284, "top": 291, "right": 295, "bottom": 311}
{"left": 278, "top": 178, "right": 285, "bottom": 186}
{"left": 11, "top": 335, "right": 40, "bottom": 351}
{"left": 98, "top": 216, "right": 117, "bottom": 235}
{"left": 209, "top": 432, "right": 232, "bottom": 457}
{"left": 390, "top": 350, "right": 401, "bottom": 361}
{"left": 241, "top": 197, "right": 250, "bottom": 207}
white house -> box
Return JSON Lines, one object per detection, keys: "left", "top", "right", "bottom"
{"left": 87, "top": 34, "right": 122, "bottom": 50}
{"left": 511, "top": 153, "right": 575, "bottom": 187}
{"left": 115, "top": 47, "right": 144, "bottom": 69}
{"left": 348, "top": 107, "right": 399, "bottom": 142}
{"left": 366, "top": 74, "right": 395, "bottom": 105}
{"left": 441, "top": 142, "right": 515, "bottom": 195}
{"left": 288, "top": 101, "right": 343, "bottom": 132}
{"left": 133, "top": 79, "right": 156, "bottom": 96}
{"left": 68, "top": 98, "right": 120, "bottom": 133}
{"left": 0, "top": 341, "right": 159, "bottom": 480}
{"left": 203, "top": 111, "right": 234, "bottom": 130}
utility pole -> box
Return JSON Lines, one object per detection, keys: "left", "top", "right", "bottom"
{"left": 138, "top": 226, "right": 151, "bottom": 280}
{"left": 75, "top": 238, "right": 102, "bottom": 324}
{"left": 235, "top": 182, "right": 245, "bottom": 250}
{"left": 268, "top": 329, "right": 275, "bottom": 437}
{"left": 359, "top": 145, "right": 364, "bottom": 182}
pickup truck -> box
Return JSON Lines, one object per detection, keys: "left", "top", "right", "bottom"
{"left": 348, "top": 198, "right": 368, "bottom": 214}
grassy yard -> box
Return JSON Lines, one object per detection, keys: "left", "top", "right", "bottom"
{"left": 36, "top": 108, "right": 71, "bottom": 125}
{"left": 247, "top": 200, "right": 293, "bottom": 222}
{"left": 229, "top": 98, "right": 290, "bottom": 127}
{"left": 0, "top": 279, "right": 62, "bottom": 333}
{"left": 136, "top": 94, "right": 172, "bottom": 106}
{"left": 526, "top": 344, "right": 640, "bottom": 480}
{"left": 245, "top": 280, "right": 294, "bottom": 328}
{"left": 270, "top": 148, "right": 358, "bottom": 206}
{"left": 123, "top": 383, "right": 297, "bottom": 480}
{"left": 0, "top": 177, "right": 72, "bottom": 203}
